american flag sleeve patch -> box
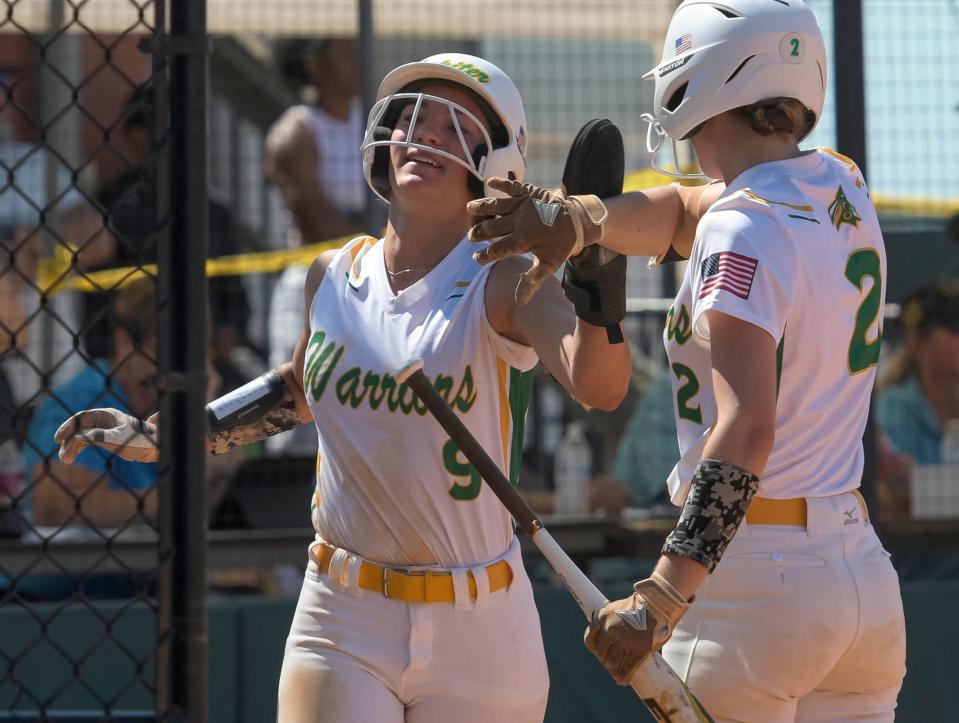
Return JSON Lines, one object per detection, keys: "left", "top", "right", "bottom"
{"left": 698, "top": 251, "right": 759, "bottom": 300}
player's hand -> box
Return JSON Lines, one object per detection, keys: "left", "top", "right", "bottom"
{"left": 584, "top": 572, "right": 691, "bottom": 685}
{"left": 54, "top": 408, "right": 160, "bottom": 464}
{"left": 467, "top": 177, "right": 608, "bottom": 305}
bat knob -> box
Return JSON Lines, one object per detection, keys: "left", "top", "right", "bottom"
{"left": 396, "top": 358, "right": 425, "bottom": 383}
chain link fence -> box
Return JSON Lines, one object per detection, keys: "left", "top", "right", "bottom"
{"left": 0, "top": 0, "right": 204, "bottom": 719}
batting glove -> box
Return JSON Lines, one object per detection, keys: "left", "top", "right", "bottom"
{"left": 54, "top": 408, "right": 159, "bottom": 464}
{"left": 584, "top": 572, "right": 691, "bottom": 685}
{"left": 467, "top": 177, "right": 608, "bottom": 305}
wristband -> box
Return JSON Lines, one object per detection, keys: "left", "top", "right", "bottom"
{"left": 662, "top": 458, "right": 760, "bottom": 572}
{"left": 562, "top": 245, "right": 627, "bottom": 344}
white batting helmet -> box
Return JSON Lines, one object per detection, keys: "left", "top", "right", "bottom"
{"left": 361, "top": 53, "right": 528, "bottom": 202}
{"left": 642, "top": 0, "right": 826, "bottom": 176}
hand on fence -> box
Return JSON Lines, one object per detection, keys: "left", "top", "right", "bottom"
{"left": 467, "top": 177, "right": 608, "bottom": 304}
{"left": 54, "top": 408, "right": 160, "bottom": 464}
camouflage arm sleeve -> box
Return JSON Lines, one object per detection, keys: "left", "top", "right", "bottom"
{"left": 206, "top": 370, "right": 304, "bottom": 455}
{"left": 662, "top": 458, "right": 760, "bottom": 573}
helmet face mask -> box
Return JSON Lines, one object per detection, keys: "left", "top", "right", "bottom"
{"left": 641, "top": 112, "right": 709, "bottom": 180}
{"left": 363, "top": 92, "right": 495, "bottom": 194}
{"left": 643, "top": 0, "right": 827, "bottom": 179}
{"left": 362, "top": 53, "right": 528, "bottom": 203}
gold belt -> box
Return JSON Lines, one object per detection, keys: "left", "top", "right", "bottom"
{"left": 315, "top": 543, "right": 513, "bottom": 604}
{"left": 745, "top": 491, "right": 869, "bottom": 527}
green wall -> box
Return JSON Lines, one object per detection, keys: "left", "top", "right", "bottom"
{"left": 0, "top": 580, "right": 954, "bottom": 722}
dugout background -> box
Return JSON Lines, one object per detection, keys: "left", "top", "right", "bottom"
{"left": 0, "top": 1, "right": 956, "bottom": 721}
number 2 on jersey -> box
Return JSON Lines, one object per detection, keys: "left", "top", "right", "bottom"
{"left": 844, "top": 248, "right": 883, "bottom": 374}
{"left": 671, "top": 362, "right": 703, "bottom": 424}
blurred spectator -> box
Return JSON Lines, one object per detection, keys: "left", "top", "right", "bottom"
{"left": 608, "top": 372, "right": 677, "bottom": 511}
{"left": 876, "top": 279, "right": 959, "bottom": 464}
{"left": 0, "top": 140, "right": 83, "bottom": 397}
{"left": 874, "top": 430, "right": 912, "bottom": 522}
{"left": 267, "top": 37, "right": 366, "bottom": 244}
{"left": 264, "top": 37, "right": 366, "bottom": 456}
{"left": 23, "top": 277, "right": 236, "bottom": 529}
{"left": 76, "top": 83, "right": 264, "bottom": 391}
{"left": 520, "top": 373, "right": 680, "bottom": 518}
{"left": 24, "top": 277, "right": 160, "bottom": 528}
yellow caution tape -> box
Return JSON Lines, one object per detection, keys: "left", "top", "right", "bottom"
{"left": 36, "top": 235, "right": 355, "bottom": 295}
{"left": 34, "top": 170, "right": 959, "bottom": 296}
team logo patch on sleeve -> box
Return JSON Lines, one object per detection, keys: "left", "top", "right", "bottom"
{"left": 699, "top": 251, "right": 758, "bottom": 300}
{"left": 828, "top": 185, "right": 862, "bottom": 230}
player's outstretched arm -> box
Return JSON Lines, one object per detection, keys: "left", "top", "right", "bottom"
{"left": 468, "top": 177, "right": 723, "bottom": 303}
{"left": 601, "top": 181, "right": 723, "bottom": 261}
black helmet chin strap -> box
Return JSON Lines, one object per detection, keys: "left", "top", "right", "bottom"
{"left": 369, "top": 126, "right": 394, "bottom": 199}
{"left": 368, "top": 85, "right": 506, "bottom": 201}
{"left": 468, "top": 143, "right": 488, "bottom": 197}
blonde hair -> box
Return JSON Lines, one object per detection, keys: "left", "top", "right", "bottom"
{"left": 737, "top": 97, "right": 816, "bottom": 138}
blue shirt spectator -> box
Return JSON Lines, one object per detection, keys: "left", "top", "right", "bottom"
{"left": 611, "top": 373, "right": 677, "bottom": 509}
{"left": 23, "top": 277, "right": 160, "bottom": 530}
{"left": 876, "top": 279, "right": 959, "bottom": 465}
{"left": 23, "top": 359, "right": 156, "bottom": 494}
{"left": 876, "top": 375, "right": 941, "bottom": 465}
{"left": 7, "top": 277, "right": 160, "bottom": 601}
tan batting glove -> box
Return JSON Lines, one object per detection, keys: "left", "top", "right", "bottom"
{"left": 467, "top": 177, "right": 608, "bottom": 305}
{"left": 54, "top": 408, "right": 160, "bottom": 464}
{"left": 584, "top": 572, "right": 691, "bottom": 685}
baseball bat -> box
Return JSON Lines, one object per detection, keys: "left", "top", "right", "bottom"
{"left": 397, "top": 359, "right": 714, "bottom": 723}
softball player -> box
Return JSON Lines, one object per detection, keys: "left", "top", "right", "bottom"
{"left": 54, "top": 53, "right": 626, "bottom": 722}
{"left": 469, "top": 2, "right": 907, "bottom": 720}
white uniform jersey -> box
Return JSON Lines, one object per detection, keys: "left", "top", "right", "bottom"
{"left": 303, "top": 235, "right": 538, "bottom": 567}
{"left": 301, "top": 102, "right": 366, "bottom": 215}
{"left": 664, "top": 148, "right": 885, "bottom": 503}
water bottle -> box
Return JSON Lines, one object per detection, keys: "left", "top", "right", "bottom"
{"left": 554, "top": 421, "right": 591, "bottom": 517}
{"left": 941, "top": 418, "right": 959, "bottom": 466}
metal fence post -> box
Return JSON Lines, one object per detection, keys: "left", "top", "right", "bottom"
{"left": 359, "top": 0, "right": 381, "bottom": 233}
{"left": 157, "top": 0, "right": 209, "bottom": 720}
{"left": 833, "top": 0, "right": 867, "bottom": 179}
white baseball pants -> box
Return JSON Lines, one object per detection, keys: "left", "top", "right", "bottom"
{"left": 663, "top": 490, "right": 907, "bottom": 723}
{"left": 277, "top": 536, "right": 549, "bottom": 723}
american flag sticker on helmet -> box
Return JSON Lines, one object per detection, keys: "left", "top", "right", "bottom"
{"left": 699, "top": 251, "right": 758, "bottom": 300}
{"left": 675, "top": 33, "right": 692, "bottom": 55}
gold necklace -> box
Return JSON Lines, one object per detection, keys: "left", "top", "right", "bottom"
{"left": 385, "top": 265, "right": 434, "bottom": 278}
